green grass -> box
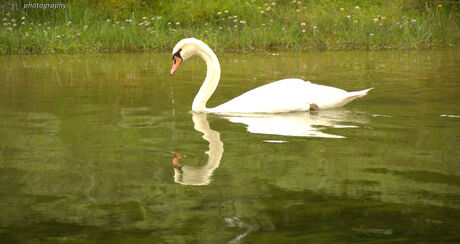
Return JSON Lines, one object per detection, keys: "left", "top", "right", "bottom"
{"left": 0, "top": 0, "right": 458, "bottom": 54}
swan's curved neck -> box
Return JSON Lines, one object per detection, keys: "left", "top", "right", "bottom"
{"left": 192, "top": 45, "right": 221, "bottom": 112}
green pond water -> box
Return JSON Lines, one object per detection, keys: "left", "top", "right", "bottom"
{"left": 0, "top": 50, "right": 459, "bottom": 243}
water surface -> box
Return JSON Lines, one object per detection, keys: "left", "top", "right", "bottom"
{"left": 0, "top": 50, "right": 459, "bottom": 243}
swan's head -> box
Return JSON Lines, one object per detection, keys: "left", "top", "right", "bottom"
{"left": 170, "top": 38, "right": 212, "bottom": 75}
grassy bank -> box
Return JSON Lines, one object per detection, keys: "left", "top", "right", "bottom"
{"left": 0, "top": 0, "right": 458, "bottom": 54}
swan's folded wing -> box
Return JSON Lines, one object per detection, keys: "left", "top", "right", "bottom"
{"left": 209, "top": 79, "right": 313, "bottom": 113}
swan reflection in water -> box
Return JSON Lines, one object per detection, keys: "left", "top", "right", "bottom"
{"left": 221, "top": 109, "right": 367, "bottom": 139}
{"left": 172, "top": 113, "right": 223, "bottom": 186}
{"left": 172, "top": 109, "right": 366, "bottom": 185}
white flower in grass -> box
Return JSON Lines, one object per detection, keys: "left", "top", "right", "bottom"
{"left": 301, "top": 22, "right": 306, "bottom": 26}
{"left": 302, "top": 29, "right": 306, "bottom": 33}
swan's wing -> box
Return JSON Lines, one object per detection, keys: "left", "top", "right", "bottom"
{"left": 209, "top": 79, "right": 313, "bottom": 113}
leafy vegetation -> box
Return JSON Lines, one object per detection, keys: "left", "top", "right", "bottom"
{"left": 0, "top": 0, "right": 458, "bottom": 54}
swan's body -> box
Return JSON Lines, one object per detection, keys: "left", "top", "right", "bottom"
{"left": 170, "top": 38, "right": 372, "bottom": 113}
{"left": 209, "top": 79, "right": 372, "bottom": 113}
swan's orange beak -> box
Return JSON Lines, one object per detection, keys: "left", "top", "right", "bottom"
{"left": 170, "top": 56, "right": 182, "bottom": 76}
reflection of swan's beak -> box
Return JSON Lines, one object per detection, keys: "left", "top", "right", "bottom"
{"left": 170, "top": 56, "right": 182, "bottom": 76}
{"left": 171, "top": 152, "right": 183, "bottom": 168}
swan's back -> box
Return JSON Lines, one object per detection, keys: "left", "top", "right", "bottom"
{"left": 208, "top": 78, "right": 371, "bottom": 113}
{"left": 209, "top": 79, "right": 313, "bottom": 113}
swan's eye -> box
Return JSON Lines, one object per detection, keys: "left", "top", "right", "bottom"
{"left": 172, "top": 48, "right": 182, "bottom": 63}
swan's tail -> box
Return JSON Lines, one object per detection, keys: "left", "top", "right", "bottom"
{"left": 347, "top": 88, "right": 373, "bottom": 99}
{"left": 342, "top": 88, "right": 373, "bottom": 105}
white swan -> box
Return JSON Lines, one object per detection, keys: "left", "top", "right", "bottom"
{"left": 170, "top": 38, "right": 372, "bottom": 113}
